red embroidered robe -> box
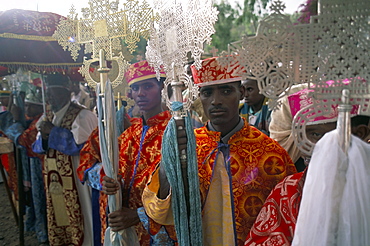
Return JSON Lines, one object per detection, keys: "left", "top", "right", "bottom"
{"left": 244, "top": 171, "right": 305, "bottom": 246}
{"left": 195, "top": 120, "right": 297, "bottom": 246}
{"left": 78, "top": 111, "right": 176, "bottom": 245}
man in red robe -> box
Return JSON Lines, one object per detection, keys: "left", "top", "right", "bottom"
{"left": 142, "top": 57, "right": 297, "bottom": 246}
{"left": 244, "top": 88, "right": 370, "bottom": 246}
{"left": 78, "top": 60, "right": 177, "bottom": 245}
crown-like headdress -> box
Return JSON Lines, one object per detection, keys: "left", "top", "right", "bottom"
{"left": 288, "top": 88, "right": 360, "bottom": 126}
{"left": 124, "top": 60, "right": 166, "bottom": 87}
{"left": 191, "top": 57, "right": 243, "bottom": 87}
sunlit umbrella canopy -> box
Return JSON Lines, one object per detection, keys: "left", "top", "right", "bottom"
{"left": 0, "top": 9, "right": 83, "bottom": 74}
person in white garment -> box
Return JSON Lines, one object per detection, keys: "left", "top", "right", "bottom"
{"left": 32, "top": 73, "right": 98, "bottom": 246}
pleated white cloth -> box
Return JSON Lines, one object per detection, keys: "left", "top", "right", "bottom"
{"left": 292, "top": 129, "right": 370, "bottom": 246}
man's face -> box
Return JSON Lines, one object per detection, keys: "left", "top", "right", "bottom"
{"left": 25, "top": 102, "right": 43, "bottom": 118}
{"left": 199, "top": 81, "right": 244, "bottom": 130}
{"left": 305, "top": 122, "right": 337, "bottom": 143}
{"left": 301, "top": 122, "right": 337, "bottom": 164}
{"left": 243, "top": 79, "right": 265, "bottom": 107}
{"left": 46, "top": 87, "right": 71, "bottom": 112}
{"left": 130, "top": 78, "right": 162, "bottom": 113}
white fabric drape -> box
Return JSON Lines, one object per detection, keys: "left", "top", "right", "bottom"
{"left": 292, "top": 129, "right": 370, "bottom": 246}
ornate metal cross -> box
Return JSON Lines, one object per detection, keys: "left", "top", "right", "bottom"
{"left": 145, "top": 0, "right": 218, "bottom": 117}
{"left": 53, "top": 0, "right": 159, "bottom": 88}
{"left": 220, "top": 0, "right": 369, "bottom": 109}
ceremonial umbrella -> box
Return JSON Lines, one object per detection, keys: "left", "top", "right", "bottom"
{"left": 0, "top": 9, "right": 83, "bottom": 246}
{"left": 0, "top": 9, "right": 83, "bottom": 74}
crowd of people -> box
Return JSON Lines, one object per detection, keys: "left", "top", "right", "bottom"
{"left": 0, "top": 57, "right": 369, "bottom": 246}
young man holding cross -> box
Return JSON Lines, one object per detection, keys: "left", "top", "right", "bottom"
{"left": 142, "top": 57, "right": 297, "bottom": 246}
{"left": 79, "top": 60, "right": 177, "bottom": 245}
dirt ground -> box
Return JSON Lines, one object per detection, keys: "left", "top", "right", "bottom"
{"left": 0, "top": 182, "right": 40, "bottom": 246}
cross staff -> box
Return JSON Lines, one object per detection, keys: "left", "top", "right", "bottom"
{"left": 222, "top": 0, "right": 369, "bottom": 111}
{"left": 146, "top": 0, "right": 218, "bottom": 245}
{"left": 53, "top": 0, "right": 158, "bottom": 89}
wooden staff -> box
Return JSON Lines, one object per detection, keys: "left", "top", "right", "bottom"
{"left": 15, "top": 145, "right": 24, "bottom": 246}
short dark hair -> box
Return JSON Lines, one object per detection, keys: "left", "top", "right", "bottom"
{"left": 45, "top": 73, "right": 71, "bottom": 89}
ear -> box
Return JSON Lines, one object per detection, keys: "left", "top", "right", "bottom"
{"left": 239, "top": 84, "right": 245, "bottom": 100}
{"left": 352, "top": 125, "right": 370, "bottom": 141}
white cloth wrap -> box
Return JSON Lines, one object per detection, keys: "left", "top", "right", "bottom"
{"left": 292, "top": 129, "right": 370, "bottom": 246}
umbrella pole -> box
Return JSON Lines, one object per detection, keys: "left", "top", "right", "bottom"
{"left": 40, "top": 75, "right": 47, "bottom": 115}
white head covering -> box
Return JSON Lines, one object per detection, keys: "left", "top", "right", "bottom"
{"left": 269, "top": 84, "right": 307, "bottom": 163}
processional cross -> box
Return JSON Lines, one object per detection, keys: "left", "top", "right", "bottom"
{"left": 53, "top": 0, "right": 158, "bottom": 88}
{"left": 145, "top": 0, "right": 218, "bottom": 245}
{"left": 53, "top": 1, "right": 159, "bottom": 244}
{"left": 220, "top": 0, "right": 369, "bottom": 155}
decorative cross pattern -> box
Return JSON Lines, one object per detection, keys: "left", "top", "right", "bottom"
{"left": 219, "top": 0, "right": 369, "bottom": 110}
{"left": 145, "top": 0, "right": 218, "bottom": 114}
{"left": 291, "top": 0, "right": 370, "bottom": 156}
{"left": 218, "top": 0, "right": 369, "bottom": 155}
{"left": 52, "top": 0, "right": 159, "bottom": 88}
{"left": 219, "top": 0, "right": 298, "bottom": 109}
{"left": 209, "top": 46, "right": 219, "bottom": 57}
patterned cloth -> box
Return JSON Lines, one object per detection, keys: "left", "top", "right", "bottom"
{"left": 77, "top": 127, "right": 107, "bottom": 245}
{"left": 78, "top": 111, "right": 177, "bottom": 245}
{"left": 124, "top": 60, "right": 166, "bottom": 86}
{"left": 143, "top": 119, "right": 297, "bottom": 246}
{"left": 0, "top": 152, "right": 18, "bottom": 199}
{"left": 32, "top": 103, "right": 97, "bottom": 246}
{"left": 17, "top": 116, "right": 48, "bottom": 243}
{"left": 244, "top": 171, "right": 306, "bottom": 246}
{"left": 118, "top": 111, "right": 177, "bottom": 245}
{"left": 190, "top": 56, "right": 243, "bottom": 87}
{"left": 288, "top": 88, "right": 359, "bottom": 125}
{"left": 0, "top": 112, "right": 48, "bottom": 243}
{"left": 0, "top": 112, "right": 19, "bottom": 199}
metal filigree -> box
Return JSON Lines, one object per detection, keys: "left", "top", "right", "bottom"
{"left": 292, "top": 78, "right": 370, "bottom": 156}
{"left": 290, "top": 0, "right": 370, "bottom": 155}
{"left": 53, "top": 0, "right": 159, "bottom": 89}
{"left": 79, "top": 55, "right": 130, "bottom": 89}
{"left": 220, "top": 0, "right": 369, "bottom": 110}
{"left": 217, "top": 0, "right": 369, "bottom": 155}
{"left": 145, "top": 0, "right": 218, "bottom": 115}
{"left": 218, "top": 0, "right": 298, "bottom": 109}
